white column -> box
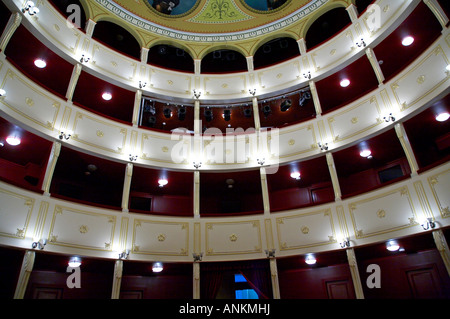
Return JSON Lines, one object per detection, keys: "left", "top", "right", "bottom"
{"left": 41, "top": 142, "right": 61, "bottom": 195}
{"left": 423, "top": 0, "right": 449, "bottom": 29}
{"left": 193, "top": 170, "right": 200, "bottom": 218}
{"left": 246, "top": 56, "right": 254, "bottom": 72}
{"left": 260, "top": 167, "right": 271, "bottom": 215}
{"left": 121, "top": 163, "right": 133, "bottom": 213}
{"left": 85, "top": 19, "right": 96, "bottom": 38}
{"left": 346, "top": 248, "right": 365, "bottom": 299}
{"left": 326, "top": 152, "right": 342, "bottom": 201}
{"left": 111, "top": 260, "right": 123, "bottom": 299}
{"left": 433, "top": 230, "right": 450, "bottom": 277}
{"left": 140, "top": 47, "right": 149, "bottom": 63}
{"left": 346, "top": 4, "right": 359, "bottom": 22}
{"left": 132, "top": 89, "right": 142, "bottom": 127}
{"left": 65, "top": 63, "right": 82, "bottom": 101}
{"left": 0, "top": 12, "right": 22, "bottom": 52}
{"left": 194, "top": 99, "right": 201, "bottom": 135}
{"left": 297, "top": 38, "right": 307, "bottom": 55}
{"left": 395, "top": 123, "right": 420, "bottom": 176}
{"left": 269, "top": 258, "right": 281, "bottom": 299}
{"left": 14, "top": 250, "right": 35, "bottom": 299}
{"left": 365, "top": 47, "right": 385, "bottom": 85}
{"left": 193, "top": 262, "right": 200, "bottom": 299}
{"left": 252, "top": 96, "right": 261, "bottom": 131}
{"left": 309, "top": 80, "right": 322, "bottom": 116}
{"left": 194, "top": 59, "right": 201, "bottom": 75}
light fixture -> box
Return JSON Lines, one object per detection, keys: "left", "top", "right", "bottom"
{"left": 303, "top": 71, "right": 311, "bottom": 80}
{"left": 193, "top": 89, "right": 201, "bottom": 99}
{"left": 193, "top": 161, "right": 202, "bottom": 169}
{"left": 102, "top": 92, "right": 112, "bottom": 101}
{"left": 193, "top": 252, "right": 203, "bottom": 262}
{"left": 118, "top": 249, "right": 130, "bottom": 260}
{"left": 383, "top": 113, "right": 396, "bottom": 122}
{"left": 402, "top": 36, "right": 414, "bottom": 46}
{"left": 318, "top": 142, "right": 328, "bottom": 151}
{"left": 340, "top": 79, "right": 350, "bottom": 87}
{"left": 290, "top": 172, "right": 301, "bottom": 180}
{"left": 359, "top": 149, "right": 372, "bottom": 159}
{"left": 249, "top": 88, "right": 256, "bottom": 96}
{"left": 386, "top": 240, "right": 400, "bottom": 252}
{"left": 257, "top": 157, "right": 265, "bottom": 166}
{"left": 79, "top": 54, "right": 90, "bottom": 63}
{"left": 129, "top": 154, "right": 138, "bottom": 162}
{"left": 339, "top": 237, "right": 350, "bottom": 248}
{"left": 31, "top": 238, "right": 47, "bottom": 250}
{"left": 421, "top": 217, "right": 436, "bottom": 230}
{"left": 59, "top": 131, "right": 71, "bottom": 140}
{"left": 152, "top": 262, "right": 163, "bottom": 272}
{"left": 265, "top": 249, "right": 276, "bottom": 258}
{"left": 34, "top": 59, "right": 46, "bottom": 68}
{"left": 305, "top": 254, "right": 316, "bottom": 265}
{"left": 356, "top": 38, "right": 366, "bottom": 48}
{"left": 22, "top": 1, "right": 39, "bottom": 15}
{"left": 68, "top": 257, "right": 82, "bottom": 268}
{"left": 6, "top": 135, "right": 21, "bottom": 146}
{"left": 436, "top": 112, "right": 449, "bottom": 122}
{"left": 158, "top": 178, "right": 168, "bottom": 188}
{"left": 0, "top": 89, "right": 5, "bottom": 96}
{"left": 139, "top": 81, "right": 147, "bottom": 89}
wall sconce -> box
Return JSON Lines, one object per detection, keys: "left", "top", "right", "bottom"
{"left": 356, "top": 38, "right": 366, "bottom": 48}
{"left": 383, "top": 113, "right": 396, "bottom": 122}
{"left": 59, "top": 131, "right": 71, "bottom": 140}
{"left": 249, "top": 88, "right": 256, "bottom": 96}
{"left": 22, "top": 1, "right": 39, "bottom": 15}
{"left": 32, "top": 238, "right": 47, "bottom": 250}
{"left": 193, "top": 89, "right": 201, "bottom": 99}
{"left": 139, "top": 81, "right": 147, "bottom": 89}
{"left": 265, "top": 249, "right": 276, "bottom": 258}
{"left": 193, "top": 161, "right": 202, "bottom": 169}
{"left": 68, "top": 256, "right": 82, "bottom": 268}
{"left": 0, "top": 89, "right": 6, "bottom": 97}
{"left": 421, "top": 217, "right": 436, "bottom": 230}
{"left": 305, "top": 254, "right": 316, "bottom": 265}
{"left": 129, "top": 154, "right": 138, "bottom": 162}
{"left": 79, "top": 54, "right": 90, "bottom": 63}
{"left": 303, "top": 71, "right": 311, "bottom": 80}
{"left": 339, "top": 237, "right": 350, "bottom": 248}
{"left": 193, "top": 252, "right": 203, "bottom": 262}
{"left": 318, "top": 142, "right": 328, "bottom": 151}
{"left": 257, "top": 157, "right": 265, "bottom": 166}
{"left": 118, "top": 249, "right": 130, "bottom": 260}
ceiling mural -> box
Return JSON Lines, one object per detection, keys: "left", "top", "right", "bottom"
{"left": 147, "top": 0, "right": 199, "bottom": 16}
{"left": 188, "top": 0, "right": 254, "bottom": 24}
{"left": 244, "top": 0, "right": 289, "bottom": 12}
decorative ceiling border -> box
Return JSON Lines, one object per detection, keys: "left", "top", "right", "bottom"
{"left": 95, "top": 0, "right": 328, "bottom": 42}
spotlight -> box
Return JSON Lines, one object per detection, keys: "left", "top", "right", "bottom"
{"left": 80, "top": 54, "right": 90, "bottom": 63}
{"left": 163, "top": 107, "right": 172, "bottom": 119}
{"left": 318, "top": 142, "right": 328, "bottom": 151}
{"left": 249, "top": 88, "right": 256, "bottom": 96}
{"left": 262, "top": 104, "right": 271, "bottom": 117}
{"left": 102, "top": 92, "right": 112, "bottom": 100}
{"left": 59, "top": 132, "right": 71, "bottom": 140}
{"left": 129, "top": 154, "right": 138, "bottom": 162}
{"left": 6, "top": 135, "right": 20, "bottom": 146}
{"left": 158, "top": 178, "right": 168, "bottom": 187}
{"left": 340, "top": 79, "right": 350, "bottom": 87}
{"left": 193, "top": 89, "right": 201, "bottom": 99}
{"left": 223, "top": 109, "right": 231, "bottom": 121}
{"left": 280, "top": 99, "right": 292, "bottom": 112}
{"left": 339, "top": 237, "right": 350, "bottom": 248}
{"left": 152, "top": 262, "right": 163, "bottom": 272}
{"left": 139, "top": 81, "right": 147, "bottom": 89}
{"left": 178, "top": 106, "right": 186, "bottom": 121}
{"left": 383, "top": 113, "right": 396, "bottom": 122}
{"left": 243, "top": 108, "right": 252, "bottom": 118}
{"left": 290, "top": 172, "right": 301, "bottom": 180}
{"left": 68, "top": 257, "right": 82, "bottom": 268}
{"left": 193, "top": 252, "right": 203, "bottom": 262}
{"left": 360, "top": 149, "right": 372, "bottom": 159}
{"left": 402, "top": 36, "right": 414, "bottom": 47}
{"left": 356, "top": 38, "right": 366, "bottom": 47}
{"left": 118, "top": 249, "right": 130, "bottom": 260}
{"left": 436, "top": 112, "right": 449, "bottom": 122}
{"left": 204, "top": 108, "right": 213, "bottom": 122}
{"left": 193, "top": 161, "right": 202, "bottom": 169}
{"left": 305, "top": 254, "right": 316, "bottom": 265}
{"left": 34, "top": 59, "right": 46, "bottom": 68}
{"left": 386, "top": 240, "right": 400, "bottom": 252}
{"left": 265, "top": 249, "right": 276, "bottom": 258}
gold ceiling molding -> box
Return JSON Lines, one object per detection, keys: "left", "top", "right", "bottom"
{"left": 80, "top": 0, "right": 352, "bottom": 59}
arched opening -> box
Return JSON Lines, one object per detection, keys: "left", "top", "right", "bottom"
{"left": 147, "top": 44, "right": 194, "bottom": 73}
{"left": 305, "top": 7, "right": 351, "bottom": 51}
{"left": 201, "top": 49, "right": 248, "bottom": 73}
{"left": 92, "top": 21, "right": 141, "bottom": 60}
{"left": 253, "top": 37, "right": 300, "bottom": 69}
